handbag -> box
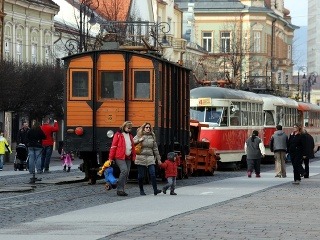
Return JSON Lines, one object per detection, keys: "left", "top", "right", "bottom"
{"left": 135, "top": 142, "right": 142, "bottom": 154}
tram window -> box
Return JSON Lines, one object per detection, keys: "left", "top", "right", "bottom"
{"left": 70, "top": 70, "right": 91, "bottom": 100}
{"left": 190, "top": 107, "right": 205, "bottom": 122}
{"left": 205, "top": 108, "right": 222, "bottom": 124}
{"left": 133, "top": 70, "right": 151, "bottom": 99}
{"left": 100, "top": 71, "right": 123, "bottom": 99}
{"left": 265, "top": 111, "right": 274, "bottom": 125}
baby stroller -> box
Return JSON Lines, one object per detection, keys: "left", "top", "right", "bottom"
{"left": 14, "top": 143, "right": 29, "bottom": 171}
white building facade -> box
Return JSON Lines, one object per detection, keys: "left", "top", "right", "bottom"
{"left": 3, "top": 0, "right": 59, "bottom": 64}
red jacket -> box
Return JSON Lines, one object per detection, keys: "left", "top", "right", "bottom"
{"left": 109, "top": 131, "right": 136, "bottom": 161}
{"left": 160, "top": 159, "right": 178, "bottom": 178}
{"left": 41, "top": 122, "right": 59, "bottom": 146}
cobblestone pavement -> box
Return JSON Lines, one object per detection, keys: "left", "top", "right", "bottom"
{"left": 100, "top": 160, "right": 320, "bottom": 240}
{"left": 2, "top": 153, "right": 319, "bottom": 240}
{"left": 0, "top": 152, "right": 275, "bottom": 230}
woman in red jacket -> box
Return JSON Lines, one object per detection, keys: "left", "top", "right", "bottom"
{"left": 108, "top": 121, "right": 136, "bottom": 196}
{"left": 159, "top": 152, "right": 178, "bottom": 195}
{"left": 41, "top": 116, "right": 59, "bottom": 173}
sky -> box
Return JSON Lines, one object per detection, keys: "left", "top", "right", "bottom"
{"left": 284, "top": 0, "right": 308, "bottom": 26}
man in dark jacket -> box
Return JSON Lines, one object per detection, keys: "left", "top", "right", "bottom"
{"left": 270, "top": 125, "right": 288, "bottom": 178}
{"left": 17, "top": 122, "right": 30, "bottom": 145}
{"left": 302, "top": 130, "right": 315, "bottom": 178}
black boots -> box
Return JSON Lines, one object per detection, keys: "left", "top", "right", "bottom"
{"left": 170, "top": 191, "right": 177, "bottom": 195}
{"left": 151, "top": 176, "right": 162, "bottom": 195}
{"left": 138, "top": 179, "right": 146, "bottom": 195}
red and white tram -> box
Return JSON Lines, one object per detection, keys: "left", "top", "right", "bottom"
{"left": 297, "top": 102, "right": 320, "bottom": 152}
{"left": 190, "top": 86, "right": 320, "bottom": 167}
{"left": 190, "top": 87, "right": 264, "bottom": 167}
{"left": 258, "top": 94, "right": 298, "bottom": 156}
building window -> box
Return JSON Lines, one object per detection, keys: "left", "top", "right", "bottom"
{"left": 31, "top": 44, "right": 37, "bottom": 64}
{"left": 4, "top": 39, "right": 11, "bottom": 59}
{"left": 253, "top": 31, "right": 261, "bottom": 53}
{"left": 45, "top": 46, "right": 50, "bottom": 64}
{"left": 100, "top": 71, "right": 123, "bottom": 99}
{"left": 288, "top": 45, "right": 292, "bottom": 60}
{"left": 16, "top": 41, "right": 22, "bottom": 62}
{"left": 202, "top": 32, "right": 212, "bottom": 52}
{"left": 220, "top": 32, "right": 230, "bottom": 53}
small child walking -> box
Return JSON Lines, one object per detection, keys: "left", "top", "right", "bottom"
{"left": 0, "top": 131, "right": 12, "bottom": 171}
{"left": 60, "top": 149, "right": 73, "bottom": 172}
{"left": 159, "top": 152, "right": 178, "bottom": 195}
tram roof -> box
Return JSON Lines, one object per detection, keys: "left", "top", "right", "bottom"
{"left": 297, "top": 102, "right": 320, "bottom": 112}
{"left": 190, "top": 87, "right": 263, "bottom": 102}
{"left": 258, "top": 94, "right": 298, "bottom": 109}
{"left": 62, "top": 49, "right": 191, "bottom": 69}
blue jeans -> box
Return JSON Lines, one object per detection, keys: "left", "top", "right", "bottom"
{"left": 28, "top": 147, "right": 43, "bottom": 174}
{"left": 163, "top": 176, "right": 176, "bottom": 192}
{"left": 0, "top": 154, "right": 4, "bottom": 169}
{"left": 41, "top": 146, "right": 53, "bottom": 171}
{"left": 137, "top": 164, "right": 158, "bottom": 192}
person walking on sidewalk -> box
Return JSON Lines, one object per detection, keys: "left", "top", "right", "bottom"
{"left": 288, "top": 123, "right": 306, "bottom": 184}
{"left": 159, "top": 152, "right": 179, "bottom": 195}
{"left": 0, "top": 131, "right": 12, "bottom": 171}
{"left": 109, "top": 121, "right": 136, "bottom": 196}
{"left": 302, "top": 129, "right": 315, "bottom": 178}
{"left": 41, "top": 116, "right": 59, "bottom": 173}
{"left": 26, "top": 120, "right": 46, "bottom": 174}
{"left": 133, "top": 122, "right": 162, "bottom": 196}
{"left": 269, "top": 125, "right": 288, "bottom": 178}
{"left": 244, "top": 130, "right": 265, "bottom": 178}
{"left": 17, "top": 122, "right": 30, "bottom": 145}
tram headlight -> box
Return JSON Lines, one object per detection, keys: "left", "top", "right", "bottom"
{"left": 107, "top": 130, "right": 114, "bottom": 138}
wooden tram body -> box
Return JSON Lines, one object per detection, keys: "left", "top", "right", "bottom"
{"left": 62, "top": 50, "right": 190, "bottom": 180}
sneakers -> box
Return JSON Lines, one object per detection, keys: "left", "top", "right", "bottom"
{"left": 170, "top": 191, "right": 177, "bottom": 195}
{"left": 256, "top": 174, "right": 261, "bottom": 178}
{"left": 117, "top": 191, "right": 128, "bottom": 196}
{"left": 247, "top": 171, "right": 252, "bottom": 178}
{"left": 154, "top": 189, "right": 162, "bottom": 195}
{"left": 0, "top": 169, "right": 2, "bottom": 171}
{"left": 292, "top": 180, "right": 301, "bottom": 185}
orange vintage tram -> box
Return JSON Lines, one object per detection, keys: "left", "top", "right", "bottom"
{"left": 62, "top": 50, "right": 191, "bottom": 182}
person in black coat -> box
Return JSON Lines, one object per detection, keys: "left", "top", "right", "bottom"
{"left": 302, "top": 130, "right": 315, "bottom": 178}
{"left": 288, "top": 123, "right": 306, "bottom": 184}
{"left": 26, "top": 120, "right": 46, "bottom": 174}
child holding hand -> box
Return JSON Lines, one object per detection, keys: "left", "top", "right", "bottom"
{"left": 159, "top": 152, "right": 179, "bottom": 195}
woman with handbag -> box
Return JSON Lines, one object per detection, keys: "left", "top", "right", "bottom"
{"left": 133, "top": 122, "right": 162, "bottom": 196}
{"left": 108, "top": 121, "right": 136, "bottom": 196}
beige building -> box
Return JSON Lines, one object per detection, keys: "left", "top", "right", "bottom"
{"left": 176, "top": 0, "right": 297, "bottom": 97}
{"left": 3, "top": 0, "right": 59, "bottom": 64}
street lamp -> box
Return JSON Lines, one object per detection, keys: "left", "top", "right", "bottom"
{"left": 65, "top": 0, "right": 98, "bottom": 54}
{"left": 297, "top": 66, "right": 307, "bottom": 100}
{"left": 79, "top": 0, "right": 98, "bottom": 52}
{"left": 304, "top": 71, "right": 318, "bottom": 102}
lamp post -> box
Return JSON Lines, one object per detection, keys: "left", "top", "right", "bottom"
{"left": 79, "top": 0, "right": 97, "bottom": 52}
{"left": 305, "top": 71, "right": 318, "bottom": 102}
{"left": 297, "top": 66, "right": 307, "bottom": 100}
{"left": 65, "top": 0, "right": 98, "bottom": 54}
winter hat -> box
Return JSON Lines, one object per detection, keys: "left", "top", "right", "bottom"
{"left": 167, "top": 152, "right": 175, "bottom": 160}
{"left": 252, "top": 130, "right": 259, "bottom": 136}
